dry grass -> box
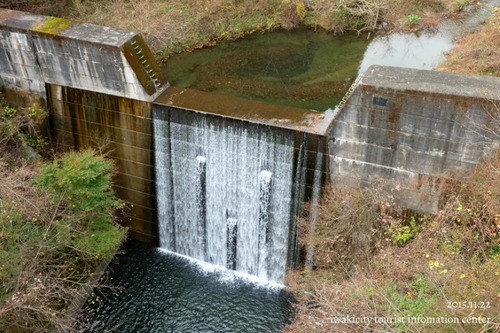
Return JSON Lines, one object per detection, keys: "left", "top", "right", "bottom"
{"left": 286, "top": 149, "right": 500, "bottom": 333}
{"left": 437, "top": 7, "right": 500, "bottom": 76}
{"left": 0, "top": 152, "right": 126, "bottom": 332}
{"left": 0, "top": 96, "right": 48, "bottom": 166}
{"left": 67, "top": 0, "right": 285, "bottom": 57}
{"left": 297, "top": 186, "right": 384, "bottom": 276}
{"left": 6, "top": 0, "right": 475, "bottom": 59}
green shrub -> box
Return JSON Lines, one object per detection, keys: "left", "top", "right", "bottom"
{"left": 72, "top": 215, "right": 125, "bottom": 258}
{"left": 32, "top": 149, "right": 126, "bottom": 257}
{"left": 389, "top": 275, "right": 437, "bottom": 314}
{"left": 33, "top": 150, "right": 122, "bottom": 214}
{"left": 1, "top": 150, "right": 126, "bottom": 332}
{"left": 385, "top": 215, "right": 424, "bottom": 246}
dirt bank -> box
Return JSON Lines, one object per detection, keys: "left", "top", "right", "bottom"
{"left": 5, "top": 0, "right": 480, "bottom": 61}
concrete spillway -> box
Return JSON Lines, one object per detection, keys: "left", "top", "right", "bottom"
{"left": 152, "top": 104, "right": 322, "bottom": 283}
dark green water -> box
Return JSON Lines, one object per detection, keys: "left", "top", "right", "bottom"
{"left": 80, "top": 242, "right": 293, "bottom": 333}
{"left": 163, "top": 28, "right": 370, "bottom": 111}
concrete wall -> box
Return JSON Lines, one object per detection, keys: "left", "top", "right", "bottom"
{"left": 0, "top": 10, "right": 45, "bottom": 104}
{"left": 0, "top": 9, "right": 168, "bottom": 244}
{"left": 0, "top": 9, "right": 167, "bottom": 103}
{"left": 328, "top": 66, "right": 500, "bottom": 212}
{"left": 48, "top": 84, "right": 158, "bottom": 244}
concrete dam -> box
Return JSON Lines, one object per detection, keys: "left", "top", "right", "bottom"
{"left": 1, "top": 9, "right": 499, "bottom": 283}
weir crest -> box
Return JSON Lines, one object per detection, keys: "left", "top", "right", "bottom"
{"left": 152, "top": 107, "right": 317, "bottom": 283}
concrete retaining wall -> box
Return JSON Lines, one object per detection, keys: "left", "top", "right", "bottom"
{"left": 328, "top": 66, "right": 500, "bottom": 212}
{"left": 0, "top": 9, "right": 167, "bottom": 244}
{"left": 0, "top": 10, "right": 45, "bottom": 104}
{"left": 2, "top": 8, "right": 499, "bottom": 242}
{"left": 0, "top": 9, "right": 167, "bottom": 103}
{"left": 47, "top": 84, "right": 158, "bottom": 244}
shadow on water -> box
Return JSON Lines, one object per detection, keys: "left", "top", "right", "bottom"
{"left": 79, "top": 241, "right": 294, "bottom": 333}
{"left": 163, "top": 28, "right": 370, "bottom": 111}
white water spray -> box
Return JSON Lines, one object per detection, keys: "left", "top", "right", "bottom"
{"left": 154, "top": 110, "right": 301, "bottom": 283}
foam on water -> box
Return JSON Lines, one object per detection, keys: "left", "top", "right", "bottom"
{"left": 80, "top": 242, "right": 293, "bottom": 333}
{"left": 157, "top": 247, "right": 285, "bottom": 291}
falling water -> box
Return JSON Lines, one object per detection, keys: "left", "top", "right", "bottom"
{"left": 154, "top": 108, "right": 305, "bottom": 283}
{"left": 195, "top": 155, "right": 207, "bottom": 261}
{"left": 257, "top": 170, "right": 272, "bottom": 278}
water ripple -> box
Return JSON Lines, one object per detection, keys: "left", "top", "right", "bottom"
{"left": 80, "top": 241, "right": 293, "bottom": 333}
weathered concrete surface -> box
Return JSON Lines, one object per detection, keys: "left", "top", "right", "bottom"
{"left": 48, "top": 84, "right": 158, "bottom": 244}
{"left": 0, "top": 10, "right": 45, "bottom": 104}
{"left": 328, "top": 65, "right": 500, "bottom": 212}
{"left": 0, "top": 9, "right": 167, "bottom": 104}
{"left": 155, "top": 87, "right": 331, "bottom": 135}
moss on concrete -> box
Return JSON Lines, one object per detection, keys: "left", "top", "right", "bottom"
{"left": 31, "top": 16, "right": 73, "bottom": 35}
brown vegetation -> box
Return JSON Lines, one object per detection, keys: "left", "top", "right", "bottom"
{"left": 0, "top": 100, "right": 126, "bottom": 332}
{"left": 2, "top": 0, "right": 476, "bottom": 59}
{"left": 285, "top": 148, "right": 500, "bottom": 332}
{"left": 296, "top": 186, "right": 384, "bottom": 277}
{"left": 0, "top": 100, "right": 48, "bottom": 165}
{"left": 437, "top": 6, "right": 500, "bottom": 76}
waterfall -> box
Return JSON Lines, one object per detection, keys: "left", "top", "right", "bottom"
{"left": 257, "top": 170, "right": 272, "bottom": 279}
{"left": 195, "top": 156, "right": 207, "bottom": 261}
{"left": 153, "top": 107, "right": 306, "bottom": 283}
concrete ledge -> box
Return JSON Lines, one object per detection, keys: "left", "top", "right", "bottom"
{"left": 360, "top": 65, "right": 500, "bottom": 101}
{"left": 329, "top": 65, "right": 500, "bottom": 212}
{"left": 0, "top": 9, "right": 168, "bottom": 103}
{"left": 154, "top": 87, "right": 331, "bottom": 135}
